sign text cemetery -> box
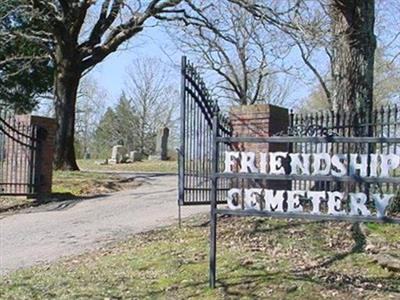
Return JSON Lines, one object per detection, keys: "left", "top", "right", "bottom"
{"left": 208, "top": 141, "right": 400, "bottom": 287}
{"left": 179, "top": 56, "right": 400, "bottom": 289}
{"left": 223, "top": 151, "right": 399, "bottom": 218}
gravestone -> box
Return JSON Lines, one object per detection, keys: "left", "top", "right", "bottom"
{"left": 130, "top": 151, "right": 142, "bottom": 162}
{"left": 109, "top": 145, "right": 128, "bottom": 164}
{"left": 149, "top": 127, "right": 169, "bottom": 161}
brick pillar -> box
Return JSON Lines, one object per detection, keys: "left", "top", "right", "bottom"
{"left": 229, "top": 104, "right": 290, "bottom": 190}
{"left": 15, "top": 115, "right": 57, "bottom": 195}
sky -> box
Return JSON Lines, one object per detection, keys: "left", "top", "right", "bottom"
{"left": 34, "top": 1, "right": 400, "bottom": 116}
{"left": 88, "top": 26, "right": 311, "bottom": 111}
{"left": 90, "top": 27, "right": 183, "bottom": 106}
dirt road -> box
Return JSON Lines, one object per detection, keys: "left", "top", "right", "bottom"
{"left": 0, "top": 175, "right": 208, "bottom": 275}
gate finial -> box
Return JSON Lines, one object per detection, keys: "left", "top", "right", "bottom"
{"left": 212, "top": 100, "right": 220, "bottom": 115}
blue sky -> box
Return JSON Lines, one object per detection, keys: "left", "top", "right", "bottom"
{"left": 88, "top": 25, "right": 312, "bottom": 110}
{"left": 38, "top": 1, "right": 399, "bottom": 115}
{"left": 90, "top": 26, "right": 182, "bottom": 105}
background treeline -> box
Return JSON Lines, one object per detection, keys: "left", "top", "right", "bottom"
{"left": 73, "top": 59, "right": 178, "bottom": 160}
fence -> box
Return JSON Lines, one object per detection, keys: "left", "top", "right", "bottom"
{"left": 176, "top": 58, "right": 400, "bottom": 288}
{"left": 208, "top": 108, "right": 400, "bottom": 288}
{"left": 178, "top": 56, "right": 232, "bottom": 206}
{"left": 289, "top": 106, "right": 400, "bottom": 199}
{"left": 179, "top": 56, "right": 400, "bottom": 210}
{"left": 0, "top": 108, "right": 41, "bottom": 196}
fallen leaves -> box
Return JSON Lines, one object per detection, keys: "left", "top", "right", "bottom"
{"left": 1, "top": 214, "right": 399, "bottom": 299}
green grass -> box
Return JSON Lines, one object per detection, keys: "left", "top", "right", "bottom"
{"left": 1, "top": 215, "right": 399, "bottom": 299}
{"left": 0, "top": 158, "right": 175, "bottom": 212}
{"left": 52, "top": 171, "right": 123, "bottom": 196}
{"left": 0, "top": 171, "right": 132, "bottom": 212}
{"left": 77, "top": 159, "right": 177, "bottom": 173}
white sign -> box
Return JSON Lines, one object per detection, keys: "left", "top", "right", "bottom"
{"left": 224, "top": 151, "right": 400, "bottom": 177}
{"left": 223, "top": 151, "right": 398, "bottom": 218}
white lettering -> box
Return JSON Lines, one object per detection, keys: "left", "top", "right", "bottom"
{"left": 224, "top": 151, "right": 239, "bottom": 173}
{"left": 350, "top": 193, "right": 371, "bottom": 216}
{"left": 331, "top": 154, "right": 347, "bottom": 177}
{"left": 269, "top": 152, "right": 287, "bottom": 175}
{"left": 370, "top": 154, "right": 379, "bottom": 177}
{"left": 327, "top": 191, "right": 346, "bottom": 215}
{"left": 240, "top": 152, "right": 259, "bottom": 173}
{"left": 227, "top": 188, "right": 242, "bottom": 210}
{"left": 373, "top": 193, "right": 393, "bottom": 218}
{"left": 290, "top": 153, "right": 310, "bottom": 175}
{"left": 286, "top": 190, "right": 305, "bottom": 212}
{"left": 312, "top": 153, "right": 331, "bottom": 176}
{"left": 260, "top": 152, "right": 268, "bottom": 174}
{"left": 380, "top": 154, "right": 400, "bottom": 177}
{"left": 244, "top": 189, "right": 263, "bottom": 210}
{"left": 265, "top": 189, "right": 285, "bottom": 212}
{"left": 350, "top": 154, "right": 368, "bottom": 177}
{"left": 308, "top": 191, "right": 325, "bottom": 214}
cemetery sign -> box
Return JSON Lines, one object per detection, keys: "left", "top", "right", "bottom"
{"left": 178, "top": 57, "right": 400, "bottom": 289}
{"left": 224, "top": 151, "right": 398, "bottom": 218}
{"left": 208, "top": 121, "right": 400, "bottom": 288}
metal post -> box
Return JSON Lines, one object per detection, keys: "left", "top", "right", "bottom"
{"left": 178, "top": 203, "right": 182, "bottom": 229}
{"left": 177, "top": 148, "right": 183, "bottom": 229}
{"left": 178, "top": 56, "right": 187, "bottom": 208}
{"left": 366, "top": 107, "right": 372, "bottom": 201}
{"left": 209, "top": 104, "right": 219, "bottom": 289}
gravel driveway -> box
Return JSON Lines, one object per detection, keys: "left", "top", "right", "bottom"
{"left": 0, "top": 175, "right": 208, "bottom": 275}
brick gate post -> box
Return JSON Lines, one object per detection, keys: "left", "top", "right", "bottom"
{"left": 229, "top": 104, "right": 290, "bottom": 189}
{"left": 15, "top": 115, "right": 57, "bottom": 195}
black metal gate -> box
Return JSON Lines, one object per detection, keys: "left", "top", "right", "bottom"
{"left": 289, "top": 107, "right": 400, "bottom": 196}
{"left": 178, "top": 56, "right": 232, "bottom": 206}
{"left": 208, "top": 114, "right": 400, "bottom": 288}
{"left": 0, "top": 108, "right": 40, "bottom": 196}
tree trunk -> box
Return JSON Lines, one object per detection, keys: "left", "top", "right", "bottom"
{"left": 53, "top": 54, "right": 81, "bottom": 171}
{"left": 330, "top": 0, "right": 376, "bottom": 205}
{"left": 330, "top": 0, "right": 376, "bottom": 137}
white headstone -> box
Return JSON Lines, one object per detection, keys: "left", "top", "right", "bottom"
{"left": 130, "top": 151, "right": 142, "bottom": 162}
{"left": 110, "top": 145, "right": 128, "bottom": 164}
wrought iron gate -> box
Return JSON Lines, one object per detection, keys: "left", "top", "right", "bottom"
{"left": 178, "top": 56, "right": 232, "bottom": 206}
{"left": 0, "top": 108, "right": 40, "bottom": 196}
{"left": 208, "top": 109, "right": 400, "bottom": 289}
{"left": 289, "top": 107, "right": 400, "bottom": 197}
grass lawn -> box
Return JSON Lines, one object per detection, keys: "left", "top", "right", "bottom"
{"left": 52, "top": 171, "right": 130, "bottom": 196}
{"left": 77, "top": 159, "right": 177, "bottom": 173}
{"left": 1, "top": 214, "right": 399, "bottom": 299}
{"left": 0, "top": 160, "right": 176, "bottom": 213}
{"left": 0, "top": 171, "right": 133, "bottom": 213}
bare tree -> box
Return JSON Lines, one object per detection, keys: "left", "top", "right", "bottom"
{"left": 330, "top": 0, "right": 376, "bottom": 127}
{"left": 2, "top": 0, "right": 195, "bottom": 170}
{"left": 289, "top": 0, "right": 399, "bottom": 114}
{"left": 125, "top": 58, "right": 178, "bottom": 155}
{"left": 170, "top": 1, "right": 291, "bottom": 105}
{"left": 75, "top": 76, "right": 108, "bottom": 159}
{"left": 375, "top": 0, "right": 400, "bottom": 66}
{"left": 300, "top": 47, "right": 400, "bottom": 113}
{"left": 230, "top": 0, "right": 377, "bottom": 134}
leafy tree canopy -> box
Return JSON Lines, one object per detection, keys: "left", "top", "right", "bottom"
{"left": 0, "top": 0, "right": 53, "bottom": 113}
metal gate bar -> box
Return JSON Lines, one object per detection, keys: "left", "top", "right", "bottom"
{"left": 0, "top": 108, "right": 40, "bottom": 196}
{"left": 289, "top": 106, "right": 400, "bottom": 199}
{"left": 209, "top": 113, "right": 400, "bottom": 288}
{"left": 178, "top": 56, "right": 232, "bottom": 206}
